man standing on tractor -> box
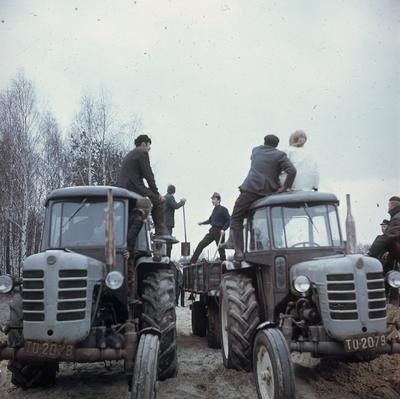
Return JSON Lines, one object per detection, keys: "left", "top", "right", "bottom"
{"left": 164, "top": 184, "right": 186, "bottom": 257}
{"left": 224, "top": 134, "right": 296, "bottom": 264}
{"left": 118, "top": 134, "right": 176, "bottom": 242}
{"left": 190, "top": 192, "right": 230, "bottom": 264}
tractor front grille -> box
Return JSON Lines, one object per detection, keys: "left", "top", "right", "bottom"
{"left": 326, "top": 272, "right": 386, "bottom": 321}
{"left": 22, "top": 269, "right": 88, "bottom": 322}
{"left": 327, "top": 273, "right": 357, "bottom": 320}
{"left": 366, "top": 272, "right": 386, "bottom": 319}
{"left": 22, "top": 270, "right": 45, "bottom": 321}
{"left": 57, "top": 269, "right": 87, "bottom": 321}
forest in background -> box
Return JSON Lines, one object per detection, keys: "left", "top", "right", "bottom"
{"left": 0, "top": 72, "right": 141, "bottom": 275}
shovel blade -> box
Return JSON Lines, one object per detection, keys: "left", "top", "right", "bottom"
{"left": 181, "top": 242, "right": 190, "bottom": 257}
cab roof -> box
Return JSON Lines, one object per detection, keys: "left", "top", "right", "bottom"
{"left": 45, "top": 186, "right": 143, "bottom": 205}
{"left": 250, "top": 191, "right": 339, "bottom": 209}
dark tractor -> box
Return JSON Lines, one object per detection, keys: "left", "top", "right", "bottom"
{"left": 216, "top": 191, "right": 400, "bottom": 399}
{"left": 0, "top": 186, "right": 177, "bottom": 399}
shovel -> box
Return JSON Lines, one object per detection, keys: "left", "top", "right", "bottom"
{"left": 211, "top": 230, "right": 225, "bottom": 262}
{"left": 181, "top": 204, "right": 191, "bottom": 257}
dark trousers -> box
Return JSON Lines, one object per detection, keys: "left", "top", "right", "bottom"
{"left": 166, "top": 226, "right": 173, "bottom": 257}
{"left": 230, "top": 190, "right": 263, "bottom": 256}
{"left": 137, "top": 188, "right": 168, "bottom": 236}
{"left": 190, "top": 227, "right": 226, "bottom": 264}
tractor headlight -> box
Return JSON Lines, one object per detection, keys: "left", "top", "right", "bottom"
{"left": 293, "top": 275, "right": 311, "bottom": 294}
{"left": 105, "top": 271, "right": 124, "bottom": 290}
{"left": 0, "top": 275, "right": 14, "bottom": 294}
{"left": 386, "top": 271, "right": 400, "bottom": 288}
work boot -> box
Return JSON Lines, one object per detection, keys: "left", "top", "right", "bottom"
{"left": 219, "top": 238, "right": 234, "bottom": 250}
{"left": 152, "top": 233, "right": 179, "bottom": 244}
{"left": 234, "top": 249, "right": 244, "bottom": 262}
{"left": 153, "top": 222, "right": 180, "bottom": 244}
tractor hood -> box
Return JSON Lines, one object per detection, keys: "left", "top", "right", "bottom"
{"left": 290, "top": 254, "right": 387, "bottom": 340}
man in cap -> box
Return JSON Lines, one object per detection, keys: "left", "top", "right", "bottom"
{"left": 117, "top": 134, "right": 176, "bottom": 242}
{"left": 225, "top": 134, "right": 296, "bottom": 263}
{"left": 368, "top": 196, "right": 400, "bottom": 270}
{"left": 164, "top": 184, "right": 186, "bottom": 257}
{"left": 190, "top": 192, "right": 230, "bottom": 264}
{"left": 380, "top": 219, "right": 390, "bottom": 234}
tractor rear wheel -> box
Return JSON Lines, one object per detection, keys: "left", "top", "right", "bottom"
{"left": 220, "top": 273, "right": 260, "bottom": 371}
{"left": 141, "top": 269, "right": 177, "bottom": 380}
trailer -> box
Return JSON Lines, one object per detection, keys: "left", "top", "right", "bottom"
{"left": 183, "top": 261, "right": 222, "bottom": 348}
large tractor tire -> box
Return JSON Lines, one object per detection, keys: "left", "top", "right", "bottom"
{"left": 253, "top": 328, "right": 295, "bottom": 399}
{"left": 8, "top": 361, "right": 58, "bottom": 389}
{"left": 141, "top": 269, "right": 177, "bottom": 380}
{"left": 220, "top": 273, "right": 260, "bottom": 371}
{"left": 207, "top": 304, "right": 221, "bottom": 349}
{"left": 131, "top": 333, "right": 159, "bottom": 399}
{"left": 191, "top": 301, "right": 207, "bottom": 337}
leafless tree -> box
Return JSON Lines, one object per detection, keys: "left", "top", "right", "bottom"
{"left": 0, "top": 72, "right": 41, "bottom": 274}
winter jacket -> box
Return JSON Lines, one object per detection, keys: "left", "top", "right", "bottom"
{"left": 164, "top": 193, "right": 185, "bottom": 228}
{"left": 369, "top": 206, "right": 400, "bottom": 259}
{"left": 240, "top": 145, "right": 296, "bottom": 195}
{"left": 117, "top": 148, "right": 159, "bottom": 196}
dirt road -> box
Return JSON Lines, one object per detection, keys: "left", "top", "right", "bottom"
{"left": 0, "top": 297, "right": 399, "bottom": 399}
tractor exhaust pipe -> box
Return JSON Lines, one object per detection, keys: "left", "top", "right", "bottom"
{"left": 345, "top": 193, "right": 357, "bottom": 254}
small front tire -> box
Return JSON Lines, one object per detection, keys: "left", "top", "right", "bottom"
{"left": 253, "top": 328, "right": 295, "bottom": 399}
{"left": 131, "top": 333, "right": 159, "bottom": 399}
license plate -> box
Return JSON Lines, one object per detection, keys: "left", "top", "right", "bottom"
{"left": 24, "top": 340, "right": 74, "bottom": 359}
{"left": 343, "top": 333, "right": 386, "bottom": 352}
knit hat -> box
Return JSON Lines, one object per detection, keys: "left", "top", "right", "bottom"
{"left": 211, "top": 192, "right": 221, "bottom": 200}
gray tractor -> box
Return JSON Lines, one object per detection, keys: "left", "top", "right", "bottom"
{"left": 218, "top": 191, "right": 400, "bottom": 399}
{"left": 0, "top": 186, "right": 177, "bottom": 399}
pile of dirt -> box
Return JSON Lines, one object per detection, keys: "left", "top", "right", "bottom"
{"left": 307, "top": 355, "right": 400, "bottom": 399}
{"left": 387, "top": 304, "right": 400, "bottom": 343}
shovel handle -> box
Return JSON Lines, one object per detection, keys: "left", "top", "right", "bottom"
{"left": 211, "top": 230, "right": 225, "bottom": 262}
{"left": 182, "top": 204, "right": 188, "bottom": 242}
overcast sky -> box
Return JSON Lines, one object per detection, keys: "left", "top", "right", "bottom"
{"left": 1, "top": 0, "right": 399, "bottom": 258}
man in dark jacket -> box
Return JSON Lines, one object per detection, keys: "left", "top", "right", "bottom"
{"left": 227, "top": 134, "right": 296, "bottom": 263}
{"left": 117, "top": 134, "right": 174, "bottom": 241}
{"left": 164, "top": 184, "right": 186, "bottom": 257}
{"left": 190, "top": 192, "right": 230, "bottom": 264}
{"left": 368, "top": 196, "right": 400, "bottom": 270}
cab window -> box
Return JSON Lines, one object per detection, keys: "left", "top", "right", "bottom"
{"left": 271, "top": 204, "right": 342, "bottom": 248}
{"left": 248, "top": 208, "right": 270, "bottom": 251}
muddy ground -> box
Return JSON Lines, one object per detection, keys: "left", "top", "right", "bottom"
{"left": 0, "top": 296, "right": 399, "bottom": 399}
